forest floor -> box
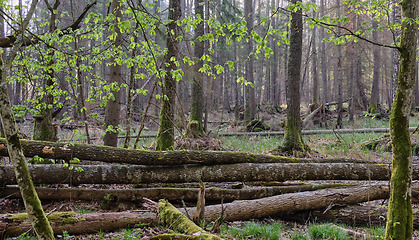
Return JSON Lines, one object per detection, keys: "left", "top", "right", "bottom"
{"left": 3, "top": 107, "right": 419, "bottom": 239}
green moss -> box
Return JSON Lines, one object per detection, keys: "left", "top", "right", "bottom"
{"left": 10, "top": 212, "right": 29, "bottom": 222}
{"left": 47, "top": 212, "right": 79, "bottom": 225}
{"left": 10, "top": 212, "right": 80, "bottom": 226}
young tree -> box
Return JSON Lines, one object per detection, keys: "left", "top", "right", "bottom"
{"left": 155, "top": 0, "right": 181, "bottom": 150}
{"left": 0, "top": 1, "right": 54, "bottom": 238}
{"left": 276, "top": 0, "right": 308, "bottom": 154}
{"left": 385, "top": 0, "right": 418, "bottom": 238}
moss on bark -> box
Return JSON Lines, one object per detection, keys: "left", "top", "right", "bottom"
{"left": 384, "top": 0, "right": 417, "bottom": 239}
{"left": 158, "top": 200, "right": 222, "bottom": 240}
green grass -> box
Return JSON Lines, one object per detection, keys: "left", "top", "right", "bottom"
{"left": 307, "top": 223, "right": 352, "bottom": 240}
{"left": 223, "top": 221, "right": 286, "bottom": 239}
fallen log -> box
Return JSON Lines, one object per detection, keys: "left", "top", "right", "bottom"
{"left": 0, "top": 183, "right": 354, "bottom": 202}
{"left": 276, "top": 204, "right": 419, "bottom": 229}
{"left": 0, "top": 163, "right": 397, "bottom": 185}
{"left": 0, "top": 138, "right": 373, "bottom": 165}
{"left": 0, "top": 185, "right": 390, "bottom": 237}
{"left": 156, "top": 200, "right": 222, "bottom": 240}
{"left": 98, "top": 127, "right": 415, "bottom": 139}
{"left": 0, "top": 211, "right": 158, "bottom": 237}
{"left": 215, "top": 127, "right": 417, "bottom": 137}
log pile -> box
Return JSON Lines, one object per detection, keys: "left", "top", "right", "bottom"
{"left": 0, "top": 139, "right": 410, "bottom": 237}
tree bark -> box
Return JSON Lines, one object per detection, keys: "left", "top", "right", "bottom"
{"left": 156, "top": 0, "right": 181, "bottom": 150}
{"left": 319, "top": 0, "right": 328, "bottom": 106}
{"left": 385, "top": 0, "right": 418, "bottom": 239}
{"left": 185, "top": 0, "right": 205, "bottom": 138}
{"left": 279, "top": 0, "right": 307, "bottom": 153}
{"left": 0, "top": 1, "right": 55, "bottom": 239}
{"left": 368, "top": 14, "right": 381, "bottom": 113}
{"left": 103, "top": 0, "right": 122, "bottom": 147}
{"left": 0, "top": 183, "right": 356, "bottom": 203}
{"left": 0, "top": 185, "right": 393, "bottom": 237}
{"left": 243, "top": 0, "right": 256, "bottom": 123}
{"left": 335, "top": 0, "right": 343, "bottom": 129}
{"left": 0, "top": 163, "right": 404, "bottom": 185}
{"left": 0, "top": 138, "right": 376, "bottom": 165}
{"left": 0, "top": 211, "right": 158, "bottom": 237}
{"left": 277, "top": 204, "right": 419, "bottom": 229}
{"left": 32, "top": 0, "right": 60, "bottom": 143}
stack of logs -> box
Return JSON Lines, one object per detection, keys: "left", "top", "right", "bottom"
{"left": 0, "top": 138, "right": 417, "bottom": 237}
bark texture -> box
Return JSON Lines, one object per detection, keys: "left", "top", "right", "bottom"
{"left": 243, "top": 0, "right": 256, "bottom": 123}
{"left": 0, "top": 211, "right": 157, "bottom": 237}
{"left": 0, "top": 138, "right": 375, "bottom": 165}
{"left": 0, "top": 163, "right": 403, "bottom": 185}
{"left": 385, "top": 0, "right": 418, "bottom": 239}
{"left": 0, "top": 1, "right": 55, "bottom": 239}
{"left": 158, "top": 200, "right": 222, "bottom": 239}
{"left": 280, "top": 0, "right": 307, "bottom": 153}
{"left": 103, "top": 0, "right": 122, "bottom": 147}
{"left": 185, "top": 0, "right": 205, "bottom": 138}
{"left": 156, "top": 0, "right": 181, "bottom": 150}
{"left": 0, "top": 183, "right": 354, "bottom": 202}
{"left": 0, "top": 185, "right": 391, "bottom": 237}
{"left": 278, "top": 204, "right": 419, "bottom": 229}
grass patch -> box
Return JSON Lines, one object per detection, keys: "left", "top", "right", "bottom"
{"left": 223, "top": 221, "right": 286, "bottom": 239}
{"left": 307, "top": 223, "right": 351, "bottom": 240}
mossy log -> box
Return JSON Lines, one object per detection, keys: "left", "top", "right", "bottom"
{"left": 0, "top": 163, "right": 402, "bottom": 185}
{"left": 157, "top": 200, "right": 222, "bottom": 240}
{"left": 277, "top": 204, "right": 419, "bottom": 229}
{"left": 0, "top": 211, "right": 157, "bottom": 237}
{"left": 0, "top": 183, "right": 355, "bottom": 203}
{"left": 0, "top": 138, "right": 373, "bottom": 165}
{"left": 0, "top": 185, "right": 393, "bottom": 237}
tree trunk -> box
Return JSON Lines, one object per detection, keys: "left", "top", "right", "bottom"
{"left": 0, "top": 138, "right": 376, "bottom": 165}
{"left": 0, "top": 183, "right": 357, "bottom": 203}
{"left": 0, "top": 1, "right": 55, "bottom": 239}
{"left": 385, "top": 0, "right": 418, "bottom": 239}
{"left": 311, "top": 3, "right": 318, "bottom": 106}
{"left": 390, "top": 1, "right": 401, "bottom": 108}
{"left": 156, "top": 0, "right": 181, "bottom": 150}
{"left": 103, "top": 0, "right": 123, "bottom": 147}
{"left": 243, "top": 0, "right": 256, "bottom": 124}
{"left": 279, "top": 0, "right": 307, "bottom": 153}
{"left": 0, "top": 163, "right": 406, "bottom": 185}
{"left": 32, "top": 0, "right": 60, "bottom": 142}
{"left": 185, "top": 0, "right": 204, "bottom": 138}
{"left": 368, "top": 15, "right": 381, "bottom": 113}
{"left": 335, "top": 0, "right": 343, "bottom": 129}
{"left": 319, "top": 0, "right": 328, "bottom": 105}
